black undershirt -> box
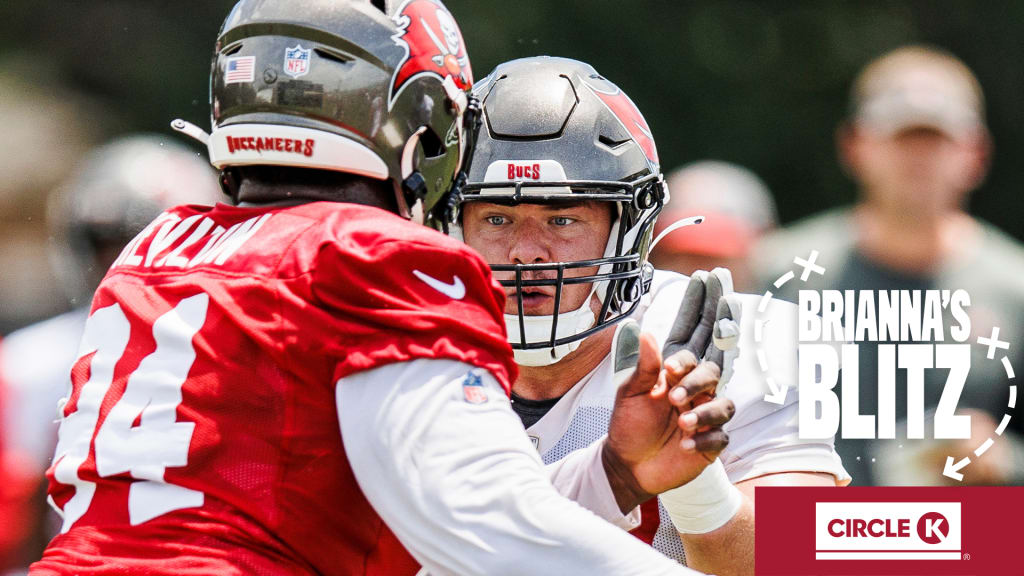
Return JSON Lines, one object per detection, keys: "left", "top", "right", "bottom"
{"left": 510, "top": 393, "right": 564, "bottom": 429}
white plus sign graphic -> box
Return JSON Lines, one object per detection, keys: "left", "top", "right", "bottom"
{"left": 793, "top": 250, "right": 826, "bottom": 281}
{"left": 978, "top": 326, "right": 1010, "bottom": 360}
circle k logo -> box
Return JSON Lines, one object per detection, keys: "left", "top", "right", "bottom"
{"left": 917, "top": 512, "right": 950, "bottom": 544}
{"left": 815, "top": 502, "right": 962, "bottom": 561}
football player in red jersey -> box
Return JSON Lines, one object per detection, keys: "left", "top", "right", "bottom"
{"left": 30, "top": 2, "right": 720, "bottom": 575}
{"left": 0, "top": 134, "right": 222, "bottom": 572}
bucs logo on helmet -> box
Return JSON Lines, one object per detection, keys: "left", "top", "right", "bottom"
{"left": 389, "top": 0, "right": 473, "bottom": 109}
{"left": 581, "top": 76, "right": 659, "bottom": 166}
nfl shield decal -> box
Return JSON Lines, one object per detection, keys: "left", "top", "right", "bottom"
{"left": 462, "top": 371, "right": 487, "bottom": 404}
{"left": 284, "top": 44, "right": 311, "bottom": 78}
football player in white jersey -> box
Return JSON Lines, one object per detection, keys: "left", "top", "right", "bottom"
{"left": 455, "top": 57, "right": 850, "bottom": 575}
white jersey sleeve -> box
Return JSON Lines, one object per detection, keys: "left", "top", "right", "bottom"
{"left": 640, "top": 271, "right": 850, "bottom": 485}
{"left": 717, "top": 294, "right": 849, "bottom": 484}
{"left": 337, "top": 358, "right": 701, "bottom": 576}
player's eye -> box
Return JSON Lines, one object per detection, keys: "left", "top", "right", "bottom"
{"left": 486, "top": 215, "right": 507, "bottom": 226}
{"left": 551, "top": 216, "right": 574, "bottom": 226}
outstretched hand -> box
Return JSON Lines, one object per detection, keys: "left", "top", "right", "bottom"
{"left": 662, "top": 268, "right": 741, "bottom": 463}
{"left": 602, "top": 269, "right": 741, "bottom": 512}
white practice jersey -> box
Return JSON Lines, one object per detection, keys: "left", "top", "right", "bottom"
{"left": 0, "top": 306, "right": 88, "bottom": 474}
{"left": 525, "top": 270, "right": 851, "bottom": 563}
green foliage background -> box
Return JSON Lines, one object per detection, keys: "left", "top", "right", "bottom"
{"left": 2, "top": 0, "right": 1021, "bottom": 235}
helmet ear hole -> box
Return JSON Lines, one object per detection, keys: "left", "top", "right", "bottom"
{"left": 369, "top": 0, "right": 387, "bottom": 13}
{"left": 419, "top": 127, "right": 445, "bottom": 159}
{"left": 219, "top": 168, "right": 241, "bottom": 201}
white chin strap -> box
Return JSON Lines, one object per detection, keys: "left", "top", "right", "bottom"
{"left": 505, "top": 290, "right": 597, "bottom": 367}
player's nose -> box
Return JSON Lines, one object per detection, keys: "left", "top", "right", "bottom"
{"left": 507, "top": 219, "right": 552, "bottom": 266}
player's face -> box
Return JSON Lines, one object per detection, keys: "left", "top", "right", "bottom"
{"left": 461, "top": 201, "right": 613, "bottom": 317}
{"left": 846, "top": 126, "right": 985, "bottom": 216}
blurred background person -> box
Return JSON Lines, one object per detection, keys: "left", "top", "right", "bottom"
{"left": 0, "top": 72, "right": 106, "bottom": 334}
{"left": 0, "top": 135, "right": 221, "bottom": 572}
{"left": 0, "top": 70, "right": 107, "bottom": 575}
{"left": 650, "top": 161, "right": 778, "bottom": 293}
{"left": 754, "top": 45, "right": 1024, "bottom": 486}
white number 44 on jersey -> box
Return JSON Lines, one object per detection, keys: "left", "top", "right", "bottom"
{"left": 50, "top": 294, "right": 207, "bottom": 532}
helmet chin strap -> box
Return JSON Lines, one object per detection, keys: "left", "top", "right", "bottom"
{"left": 505, "top": 285, "right": 599, "bottom": 367}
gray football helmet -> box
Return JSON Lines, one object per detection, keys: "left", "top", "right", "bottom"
{"left": 173, "top": 0, "right": 479, "bottom": 227}
{"left": 456, "top": 57, "right": 667, "bottom": 366}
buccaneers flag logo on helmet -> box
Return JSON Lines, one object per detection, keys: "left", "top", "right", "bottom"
{"left": 389, "top": 0, "right": 473, "bottom": 109}
{"left": 581, "top": 76, "right": 659, "bottom": 166}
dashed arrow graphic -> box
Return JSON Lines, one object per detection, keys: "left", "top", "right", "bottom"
{"left": 942, "top": 456, "right": 971, "bottom": 482}
{"left": 758, "top": 252, "right": 827, "bottom": 405}
{"left": 943, "top": 338, "right": 1015, "bottom": 482}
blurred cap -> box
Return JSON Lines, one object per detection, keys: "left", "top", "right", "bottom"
{"left": 851, "top": 46, "right": 985, "bottom": 140}
{"left": 51, "top": 134, "right": 222, "bottom": 244}
{"left": 654, "top": 160, "right": 777, "bottom": 259}
{"left": 48, "top": 134, "right": 222, "bottom": 305}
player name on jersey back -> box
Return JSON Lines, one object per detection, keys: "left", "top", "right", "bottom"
{"left": 112, "top": 209, "right": 271, "bottom": 271}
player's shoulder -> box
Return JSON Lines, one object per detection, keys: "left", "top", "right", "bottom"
{"left": 713, "top": 294, "right": 797, "bottom": 431}
{"left": 638, "top": 269, "right": 801, "bottom": 353}
{"left": 308, "top": 202, "right": 486, "bottom": 265}
{"left": 752, "top": 207, "right": 855, "bottom": 288}
{"left": 299, "top": 203, "right": 502, "bottom": 314}
{"left": 644, "top": 269, "right": 692, "bottom": 310}
{"left": 637, "top": 270, "right": 804, "bottom": 420}
{"left": 966, "top": 220, "right": 1024, "bottom": 294}
{"left": 726, "top": 290, "right": 852, "bottom": 432}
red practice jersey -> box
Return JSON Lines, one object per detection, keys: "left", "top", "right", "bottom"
{"left": 31, "top": 201, "right": 516, "bottom": 576}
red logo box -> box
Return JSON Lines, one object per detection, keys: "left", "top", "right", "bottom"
{"left": 755, "top": 486, "right": 1024, "bottom": 575}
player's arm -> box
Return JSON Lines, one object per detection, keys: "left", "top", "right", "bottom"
{"left": 736, "top": 472, "right": 837, "bottom": 505}
{"left": 673, "top": 396, "right": 845, "bottom": 576}
{"left": 674, "top": 472, "right": 837, "bottom": 576}
{"left": 625, "top": 268, "right": 752, "bottom": 575}
{"left": 541, "top": 434, "right": 642, "bottom": 531}
{"left": 542, "top": 322, "right": 736, "bottom": 529}
{"left": 658, "top": 351, "right": 755, "bottom": 576}
{"left": 671, "top": 473, "right": 836, "bottom": 576}
{"left": 671, "top": 293, "right": 848, "bottom": 575}
{"left": 676, "top": 496, "right": 754, "bottom": 576}
{"left": 337, "top": 358, "right": 704, "bottom": 576}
